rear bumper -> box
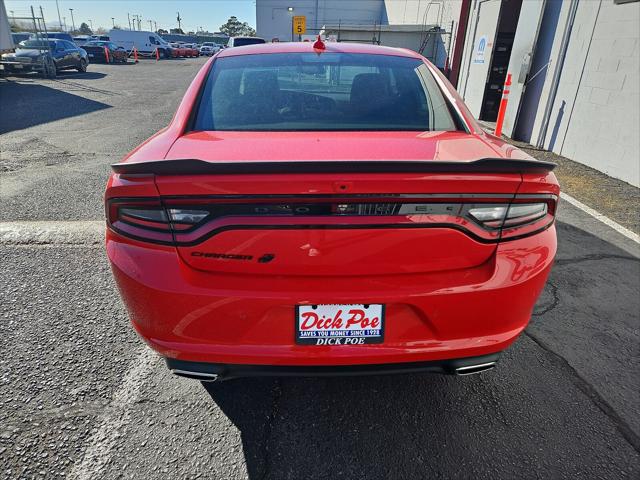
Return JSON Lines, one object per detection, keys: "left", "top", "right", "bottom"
{"left": 107, "top": 225, "right": 556, "bottom": 367}
{"left": 166, "top": 353, "right": 501, "bottom": 381}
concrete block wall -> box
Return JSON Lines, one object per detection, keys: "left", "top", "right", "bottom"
{"left": 534, "top": 0, "right": 639, "bottom": 187}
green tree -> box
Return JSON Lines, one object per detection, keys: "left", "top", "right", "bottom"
{"left": 79, "top": 22, "right": 92, "bottom": 35}
{"left": 219, "top": 16, "right": 256, "bottom": 37}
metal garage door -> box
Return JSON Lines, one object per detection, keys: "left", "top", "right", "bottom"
{"left": 501, "top": 0, "right": 547, "bottom": 138}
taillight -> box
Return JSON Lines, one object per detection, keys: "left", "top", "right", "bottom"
{"left": 106, "top": 195, "right": 555, "bottom": 245}
{"left": 107, "top": 200, "right": 209, "bottom": 244}
{"left": 469, "top": 200, "right": 555, "bottom": 240}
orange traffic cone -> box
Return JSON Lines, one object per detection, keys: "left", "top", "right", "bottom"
{"left": 104, "top": 46, "right": 110, "bottom": 63}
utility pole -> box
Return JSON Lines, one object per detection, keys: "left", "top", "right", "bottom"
{"left": 176, "top": 12, "right": 182, "bottom": 31}
{"left": 55, "top": 0, "right": 62, "bottom": 31}
{"left": 148, "top": 20, "right": 153, "bottom": 31}
{"left": 127, "top": 13, "right": 131, "bottom": 30}
{"left": 112, "top": 17, "right": 115, "bottom": 28}
{"left": 63, "top": 16, "right": 67, "bottom": 32}
{"left": 154, "top": 21, "right": 157, "bottom": 31}
{"left": 69, "top": 8, "right": 75, "bottom": 32}
{"left": 88, "top": 19, "right": 93, "bottom": 31}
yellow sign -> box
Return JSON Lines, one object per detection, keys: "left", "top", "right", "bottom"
{"left": 293, "top": 16, "right": 306, "bottom": 35}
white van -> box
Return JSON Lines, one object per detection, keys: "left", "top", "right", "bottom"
{"left": 108, "top": 29, "right": 172, "bottom": 58}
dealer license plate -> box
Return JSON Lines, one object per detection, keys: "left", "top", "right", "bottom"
{"left": 296, "top": 304, "right": 384, "bottom": 345}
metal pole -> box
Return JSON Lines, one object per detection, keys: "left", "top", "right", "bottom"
{"left": 149, "top": 20, "right": 153, "bottom": 31}
{"left": 69, "top": 8, "right": 75, "bottom": 32}
{"left": 127, "top": 13, "right": 131, "bottom": 30}
{"left": 89, "top": 20, "right": 93, "bottom": 30}
{"left": 63, "top": 16, "right": 67, "bottom": 32}
{"left": 112, "top": 17, "right": 115, "bottom": 28}
{"left": 55, "top": 0, "right": 62, "bottom": 31}
{"left": 30, "top": 6, "right": 39, "bottom": 38}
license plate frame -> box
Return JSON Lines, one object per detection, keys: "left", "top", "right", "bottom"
{"left": 295, "top": 304, "right": 385, "bottom": 345}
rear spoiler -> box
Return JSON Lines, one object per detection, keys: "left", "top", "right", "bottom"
{"left": 111, "top": 158, "right": 556, "bottom": 175}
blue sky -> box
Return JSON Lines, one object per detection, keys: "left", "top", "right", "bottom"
{"left": 5, "top": 0, "right": 256, "bottom": 32}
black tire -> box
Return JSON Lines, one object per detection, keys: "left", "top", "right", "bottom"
{"left": 159, "top": 49, "right": 167, "bottom": 59}
{"left": 77, "top": 59, "right": 87, "bottom": 73}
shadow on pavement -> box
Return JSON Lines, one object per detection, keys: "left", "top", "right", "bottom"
{"left": 0, "top": 79, "right": 110, "bottom": 134}
{"left": 201, "top": 220, "right": 639, "bottom": 479}
{"left": 54, "top": 71, "right": 107, "bottom": 80}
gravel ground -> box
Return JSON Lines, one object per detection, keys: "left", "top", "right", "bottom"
{"left": 1, "top": 59, "right": 638, "bottom": 479}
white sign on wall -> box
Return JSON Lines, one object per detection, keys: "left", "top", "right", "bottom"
{"left": 473, "top": 35, "right": 488, "bottom": 64}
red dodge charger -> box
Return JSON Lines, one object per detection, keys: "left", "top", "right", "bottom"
{"left": 105, "top": 41, "right": 558, "bottom": 381}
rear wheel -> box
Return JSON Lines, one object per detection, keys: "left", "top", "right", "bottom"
{"left": 77, "top": 59, "right": 87, "bottom": 73}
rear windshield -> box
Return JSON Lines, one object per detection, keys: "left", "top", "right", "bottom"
{"left": 193, "top": 53, "right": 458, "bottom": 132}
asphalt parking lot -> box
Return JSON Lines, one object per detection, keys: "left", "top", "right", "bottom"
{"left": 1, "top": 59, "right": 639, "bottom": 479}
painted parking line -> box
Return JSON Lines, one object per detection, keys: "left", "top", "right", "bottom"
{"left": 560, "top": 193, "right": 639, "bottom": 244}
{"left": 0, "top": 220, "right": 104, "bottom": 245}
{"left": 68, "top": 348, "right": 158, "bottom": 480}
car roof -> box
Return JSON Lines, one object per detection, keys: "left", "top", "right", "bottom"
{"left": 217, "top": 41, "right": 422, "bottom": 59}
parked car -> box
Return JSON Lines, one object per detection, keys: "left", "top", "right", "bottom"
{"left": 169, "top": 42, "right": 187, "bottom": 58}
{"left": 199, "top": 42, "right": 220, "bottom": 56}
{"left": 32, "top": 32, "right": 74, "bottom": 42}
{"left": 182, "top": 43, "right": 199, "bottom": 57}
{"left": 72, "top": 35, "right": 92, "bottom": 46}
{"left": 199, "top": 45, "right": 216, "bottom": 56}
{"left": 1, "top": 39, "right": 88, "bottom": 77}
{"left": 109, "top": 29, "right": 171, "bottom": 58}
{"left": 226, "top": 36, "right": 266, "bottom": 48}
{"left": 81, "top": 40, "right": 128, "bottom": 63}
{"left": 105, "top": 41, "right": 559, "bottom": 382}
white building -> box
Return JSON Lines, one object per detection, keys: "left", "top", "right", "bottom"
{"left": 255, "top": 0, "right": 462, "bottom": 67}
{"left": 456, "top": 0, "right": 639, "bottom": 187}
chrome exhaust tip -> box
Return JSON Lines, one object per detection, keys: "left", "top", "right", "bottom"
{"left": 455, "top": 362, "right": 496, "bottom": 376}
{"left": 171, "top": 369, "right": 219, "bottom": 382}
